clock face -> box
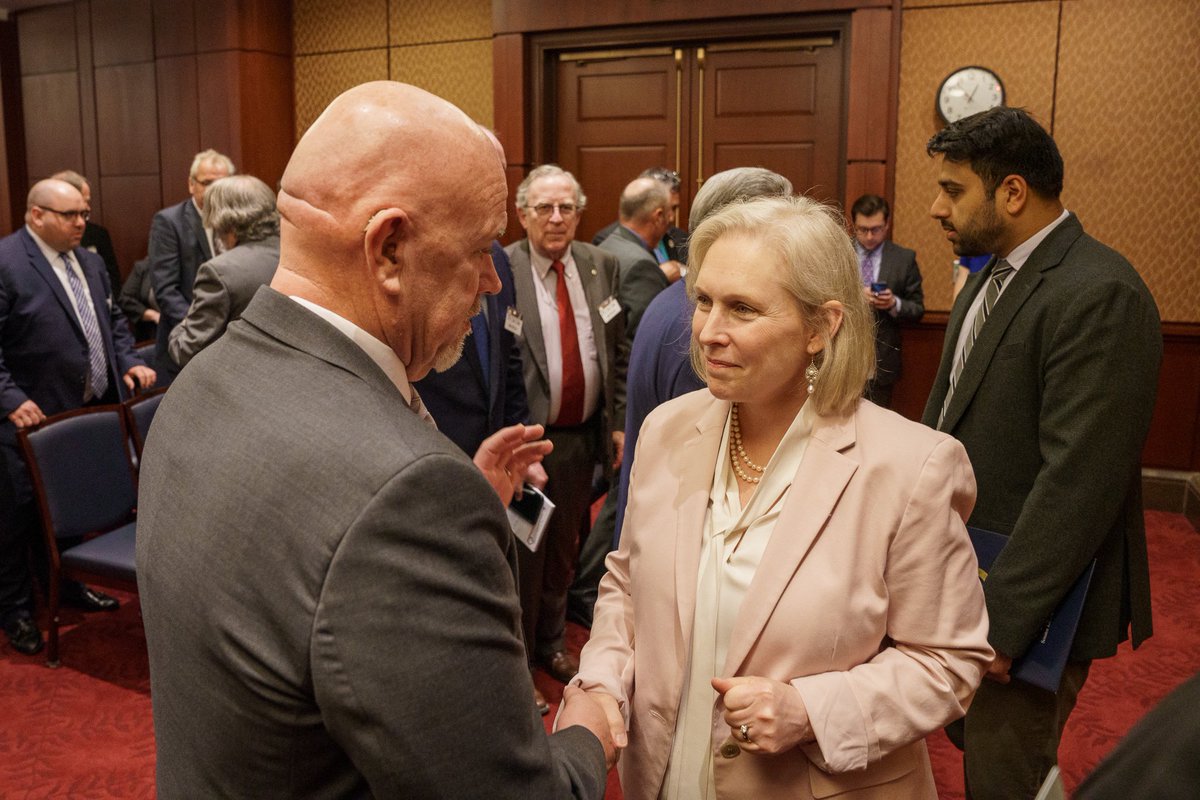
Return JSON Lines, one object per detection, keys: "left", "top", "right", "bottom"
{"left": 937, "top": 67, "right": 1005, "bottom": 123}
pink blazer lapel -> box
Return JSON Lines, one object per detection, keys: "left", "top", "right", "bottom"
{"left": 721, "top": 410, "right": 859, "bottom": 677}
{"left": 672, "top": 397, "right": 729, "bottom": 649}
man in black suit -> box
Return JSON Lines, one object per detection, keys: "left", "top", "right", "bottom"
{"left": 922, "top": 107, "right": 1161, "bottom": 800}
{"left": 0, "top": 179, "right": 155, "bottom": 655}
{"left": 850, "top": 194, "right": 924, "bottom": 408}
{"left": 149, "top": 148, "right": 234, "bottom": 380}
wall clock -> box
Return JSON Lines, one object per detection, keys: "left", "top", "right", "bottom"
{"left": 937, "top": 66, "right": 1005, "bottom": 124}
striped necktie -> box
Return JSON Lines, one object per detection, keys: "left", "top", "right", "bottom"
{"left": 937, "top": 259, "right": 1014, "bottom": 429}
{"left": 62, "top": 254, "right": 109, "bottom": 401}
{"left": 408, "top": 387, "right": 437, "bottom": 429}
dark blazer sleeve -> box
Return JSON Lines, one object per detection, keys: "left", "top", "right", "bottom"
{"left": 617, "top": 258, "right": 669, "bottom": 338}
{"left": 890, "top": 245, "right": 924, "bottom": 322}
{"left": 83, "top": 249, "right": 142, "bottom": 377}
{"left": 149, "top": 206, "right": 191, "bottom": 325}
{"left": 118, "top": 258, "right": 153, "bottom": 322}
{"left": 494, "top": 244, "right": 531, "bottom": 427}
{"left": 311, "top": 453, "right": 607, "bottom": 799}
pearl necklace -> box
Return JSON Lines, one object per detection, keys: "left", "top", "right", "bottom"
{"left": 729, "top": 403, "right": 765, "bottom": 484}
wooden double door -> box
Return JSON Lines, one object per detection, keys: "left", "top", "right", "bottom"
{"left": 552, "top": 35, "right": 846, "bottom": 244}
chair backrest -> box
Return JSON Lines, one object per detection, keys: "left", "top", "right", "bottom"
{"left": 134, "top": 339, "right": 156, "bottom": 365}
{"left": 17, "top": 406, "right": 138, "bottom": 541}
{"left": 124, "top": 387, "right": 167, "bottom": 459}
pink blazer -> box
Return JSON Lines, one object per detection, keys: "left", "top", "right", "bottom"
{"left": 575, "top": 392, "right": 992, "bottom": 800}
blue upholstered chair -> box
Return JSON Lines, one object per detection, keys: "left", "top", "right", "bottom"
{"left": 123, "top": 387, "right": 167, "bottom": 463}
{"left": 17, "top": 406, "right": 139, "bottom": 667}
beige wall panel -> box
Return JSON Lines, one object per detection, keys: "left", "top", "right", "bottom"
{"left": 893, "top": 1, "right": 1058, "bottom": 313}
{"left": 389, "top": 40, "right": 493, "bottom": 126}
{"left": 904, "top": 0, "right": 1013, "bottom": 7}
{"left": 1055, "top": 0, "right": 1200, "bottom": 323}
{"left": 294, "top": 49, "right": 389, "bottom": 135}
{"left": 294, "top": 0, "right": 388, "bottom": 55}
{"left": 388, "top": 0, "right": 490, "bottom": 46}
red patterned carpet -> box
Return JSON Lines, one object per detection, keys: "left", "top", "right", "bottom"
{"left": 2, "top": 511, "right": 1196, "bottom": 798}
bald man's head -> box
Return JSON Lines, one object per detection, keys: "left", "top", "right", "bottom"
{"left": 272, "top": 81, "right": 507, "bottom": 380}
{"left": 27, "top": 179, "right": 88, "bottom": 252}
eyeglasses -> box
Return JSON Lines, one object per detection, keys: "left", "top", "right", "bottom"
{"left": 36, "top": 206, "right": 90, "bottom": 223}
{"left": 526, "top": 203, "right": 580, "bottom": 220}
{"left": 191, "top": 177, "right": 221, "bottom": 187}
{"left": 855, "top": 225, "right": 886, "bottom": 236}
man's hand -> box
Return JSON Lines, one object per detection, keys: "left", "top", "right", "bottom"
{"left": 124, "top": 365, "right": 157, "bottom": 392}
{"left": 611, "top": 430, "right": 625, "bottom": 470}
{"left": 658, "top": 259, "right": 684, "bottom": 284}
{"left": 985, "top": 652, "right": 1013, "bottom": 684}
{"left": 7, "top": 399, "right": 46, "bottom": 429}
{"left": 524, "top": 461, "right": 549, "bottom": 491}
{"left": 142, "top": 308, "right": 161, "bottom": 323}
{"left": 586, "top": 689, "right": 627, "bottom": 749}
{"left": 868, "top": 287, "right": 895, "bottom": 311}
{"left": 558, "top": 685, "right": 619, "bottom": 769}
{"left": 473, "top": 424, "right": 553, "bottom": 506}
{"left": 711, "top": 675, "right": 813, "bottom": 754}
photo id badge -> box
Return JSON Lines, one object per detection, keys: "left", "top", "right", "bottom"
{"left": 599, "top": 295, "right": 622, "bottom": 324}
{"left": 504, "top": 306, "right": 523, "bottom": 337}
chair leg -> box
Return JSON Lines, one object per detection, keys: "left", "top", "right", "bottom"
{"left": 46, "top": 573, "right": 61, "bottom": 669}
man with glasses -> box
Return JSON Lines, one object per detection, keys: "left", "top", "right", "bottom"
{"left": 850, "top": 194, "right": 925, "bottom": 408}
{"left": 507, "top": 165, "right": 626, "bottom": 703}
{"left": 149, "top": 148, "right": 235, "bottom": 380}
{"left": 0, "top": 178, "right": 155, "bottom": 655}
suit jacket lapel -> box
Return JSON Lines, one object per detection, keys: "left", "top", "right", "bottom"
{"left": 186, "top": 201, "right": 213, "bottom": 261}
{"left": 21, "top": 230, "right": 85, "bottom": 340}
{"left": 922, "top": 263, "right": 989, "bottom": 425}
{"left": 572, "top": 242, "right": 609, "bottom": 379}
{"left": 674, "top": 398, "right": 728, "bottom": 646}
{"left": 722, "top": 411, "right": 858, "bottom": 677}
{"left": 483, "top": 294, "right": 505, "bottom": 410}
{"left": 509, "top": 241, "right": 550, "bottom": 388}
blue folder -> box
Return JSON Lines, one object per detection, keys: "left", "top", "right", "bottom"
{"left": 968, "top": 526, "right": 1096, "bottom": 693}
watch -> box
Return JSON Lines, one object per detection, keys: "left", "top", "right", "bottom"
{"left": 936, "top": 66, "right": 1005, "bottom": 124}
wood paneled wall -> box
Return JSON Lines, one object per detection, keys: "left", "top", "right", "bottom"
{"left": 7, "top": 0, "right": 293, "bottom": 279}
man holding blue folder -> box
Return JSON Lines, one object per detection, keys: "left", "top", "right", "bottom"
{"left": 923, "top": 108, "right": 1161, "bottom": 800}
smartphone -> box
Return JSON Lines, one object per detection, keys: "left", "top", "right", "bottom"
{"left": 870, "top": 281, "right": 888, "bottom": 293}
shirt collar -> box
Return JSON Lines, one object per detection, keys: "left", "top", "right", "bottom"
{"left": 530, "top": 243, "right": 576, "bottom": 279}
{"left": 1003, "top": 208, "right": 1069, "bottom": 271}
{"left": 26, "top": 225, "right": 75, "bottom": 269}
{"left": 287, "top": 296, "right": 416, "bottom": 404}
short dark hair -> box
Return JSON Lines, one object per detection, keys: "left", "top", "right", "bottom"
{"left": 639, "top": 167, "right": 680, "bottom": 194}
{"left": 926, "top": 107, "right": 1063, "bottom": 199}
{"left": 850, "top": 194, "right": 889, "bottom": 221}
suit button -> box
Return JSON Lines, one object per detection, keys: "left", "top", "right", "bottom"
{"left": 719, "top": 742, "right": 740, "bottom": 759}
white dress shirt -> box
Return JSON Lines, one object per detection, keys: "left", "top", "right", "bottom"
{"left": 28, "top": 226, "right": 95, "bottom": 332}
{"left": 528, "top": 247, "right": 601, "bottom": 425}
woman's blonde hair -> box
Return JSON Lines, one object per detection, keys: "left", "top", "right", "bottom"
{"left": 686, "top": 194, "right": 874, "bottom": 417}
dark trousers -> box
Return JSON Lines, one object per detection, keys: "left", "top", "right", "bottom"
{"left": 948, "top": 660, "right": 1091, "bottom": 800}
{"left": 567, "top": 488, "right": 616, "bottom": 628}
{"left": 516, "top": 422, "right": 598, "bottom": 662}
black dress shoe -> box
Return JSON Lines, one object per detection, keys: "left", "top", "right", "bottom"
{"left": 61, "top": 586, "right": 120, "bottom": 612}
{"left": 4, "top": 615, "right": 44, "bottom": 655}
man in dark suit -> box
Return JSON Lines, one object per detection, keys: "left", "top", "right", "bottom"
{"left": 149, "top": 148, "right": 234, "bottom": 380}
{"left": 0, "top": 179, "right": 155, "bottom": 655}
{"left": 922, "top": 107, "right": 1161, "bottom": 800}
{"left": 136, "top": 83, "right": 613, "bottom": 798}
{"left": 167, "top": 175, "right": 280, "bottom": 368}
{"left": 592, "top": 166, "right": 688, "bottom": 264}
{"left": 506, "top": 165, "right": 626, "bottom": 689}
{"left": 850, "top": 194, "right": 924, "bottom": 408}
{"left": 569, "top": 175, "right": 678, "bottom": 627}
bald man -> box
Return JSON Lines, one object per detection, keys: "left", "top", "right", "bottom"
{"left": 0, "top": 179, "right": 154, "bottom": 655}
{"left": 135, "top": 83, "right": 613, "bottom": 798}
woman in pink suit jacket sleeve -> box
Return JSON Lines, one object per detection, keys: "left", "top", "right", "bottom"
{"left": 572, "top": 196, "right": 992, "bottom": 800}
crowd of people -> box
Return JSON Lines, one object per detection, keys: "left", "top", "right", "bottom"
{"left": 0, "top": 80, "right": 1169, "bottom": 799}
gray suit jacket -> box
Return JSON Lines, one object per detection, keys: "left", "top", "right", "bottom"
{"left": 922, "top": 213, "right": 1160, "bottom": 663}
{"left": 150, "top": 198, "right": 213, "bottom": 377}
{"left": 137, "top": 287, "right": 606, "bottom": 799}
{"left": 505, "top": 239, "right": 627, "bottom": 440}
{"left": 167, "top": 234, "right": 280, "bottom": 367}
{"left": 597, "top": 225, "right": 669, "bottom": 340}
{"left": 871, "top": 241, "right": 924, "bottom": 386}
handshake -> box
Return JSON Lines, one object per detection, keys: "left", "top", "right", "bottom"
{"left": 557, "top": 686, "right": 627, "bottom": 770}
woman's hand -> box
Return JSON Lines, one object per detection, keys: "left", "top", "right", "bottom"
{"left": 711, "top": 675, "right": 813, "bottom": 754}
{"left": 586, "top": 689, "right": 628, "bottom": 750}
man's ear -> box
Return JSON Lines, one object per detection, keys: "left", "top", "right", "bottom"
{"left": 997, "top": 174, "right": 1029, "bottom": 216}
{"left": 363, "top": 208, "right": 409, "bottom": 296}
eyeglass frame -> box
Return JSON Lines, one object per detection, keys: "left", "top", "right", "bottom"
{"left": 35, "top": 205, "right": 91, "bottom": 223}
{"left": 853, "top": 224, "right": 887, "bottom": 237}
{"left": 524, "top": 202, "right": 583, "bottom": 220}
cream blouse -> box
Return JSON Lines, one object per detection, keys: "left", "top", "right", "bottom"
{"left": 661, "top": 400, "right": 816, "bottom": 800}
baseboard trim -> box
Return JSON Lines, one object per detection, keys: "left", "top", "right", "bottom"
{"left": 1143, "top": 468, "right": 1200, "bottom": 531}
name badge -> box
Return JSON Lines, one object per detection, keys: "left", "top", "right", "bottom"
{"left": 598, "top": 295, "right": 622, "bottom": 324}
{"left": 504, "top": 306, "right": 524, "bottom": 336}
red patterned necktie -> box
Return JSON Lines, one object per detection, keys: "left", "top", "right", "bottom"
{"left": 552, "top": 259, "right": 585, "bottom": 426}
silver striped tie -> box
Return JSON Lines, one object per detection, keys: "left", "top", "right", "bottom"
{"left": 62, "top": 254, "right": 109, "bottom": 401}
{"left": 937, "top": 259, "right": 1014, "bottom": 429}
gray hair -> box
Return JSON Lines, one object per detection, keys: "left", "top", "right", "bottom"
{"left": 190, "top": 148, "right": 236, "bottom": 180}
{"left": 686, "top": 195, "right": 873, "bottom": 417}
{"left": 202, "top": 175, "right": 279, "bottom": 243}
{"left": 688, "top": 167, "right": 793, "bottom": 232}
{"left": 50, "top": 170, "right": 89, "bottom": 194}
{"left": 618, "top": 177, "right": 669, "bottom": 223}
{"left": 515, "top": 164, "right": 587, "bottom": 211}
